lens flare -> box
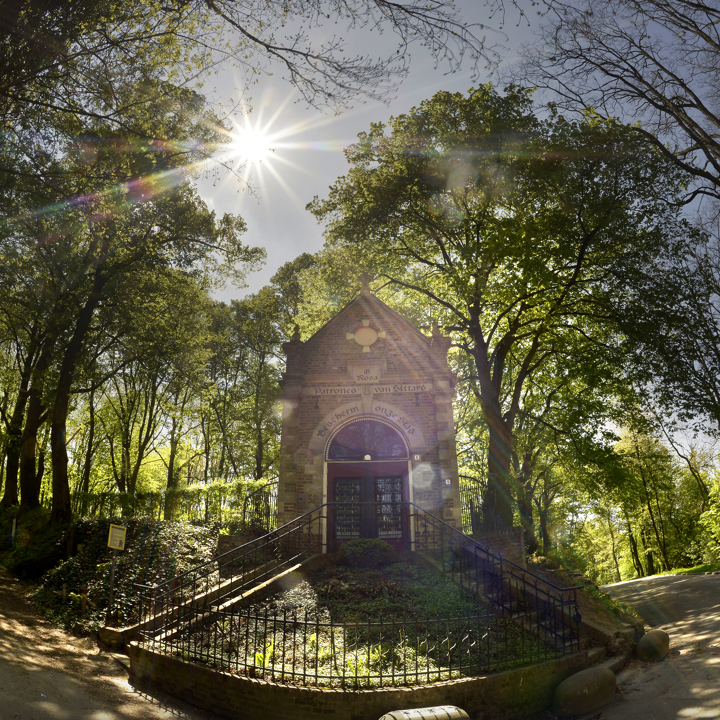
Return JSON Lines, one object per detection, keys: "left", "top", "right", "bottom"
{"left": 227, "top": 127, "right": 273, "bottom": 166}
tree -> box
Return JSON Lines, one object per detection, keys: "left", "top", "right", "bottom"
{"left": 231, "top": 291, "right": 283, "bottom": 481}
{"left": 614, "top": 232, "right": 720, "bottom": 436}
{"left": 201, "top": 292, "right": 283, "bottom": 486}
{"left": 522, "top": 0, "right": 720, "bottom": 203}
{"left": 1, "top": 0, "right": 512, "bottom": 117}
{"left": 309, "top": 85, "right": 689, "bottom": 530}
{"left": 0, "top": 80, "right": 263, "bottom": 522}
{"left": 269, "top": 253, "right": 319, "bottom": 336}
{"left": 517, "top": 1, "right": 720, "bottom": 439}
{"left": 96, "top": 270, "right": 210, "bottom": 503}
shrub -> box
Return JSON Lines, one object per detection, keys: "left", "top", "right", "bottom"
{"left": 34, "top": 518, "right": 221, "bottom": 632}
{"left": 337, "top": 539, "right": 397, "bottom": 569}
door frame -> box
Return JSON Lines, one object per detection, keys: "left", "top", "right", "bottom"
{"left": 325, "top": 460, "right": 413, "bottom": 552}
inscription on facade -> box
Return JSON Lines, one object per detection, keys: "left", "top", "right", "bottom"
{"left": 302, "top": 382, "right": 432, "bottom": 396}
{"left": 311, "top": 387, "right": 359, "bottom": 396}
{"left": 316, "top": 405, "right": 361, "bottom": 438}
{"left": 350, "top": 364, "right": 383, "bottom": 383}
{"left": 372, "top": 383, "right": 430, "bottom": 393}
{"left": 372, "top": 403, "right": 418, "bottom": 436}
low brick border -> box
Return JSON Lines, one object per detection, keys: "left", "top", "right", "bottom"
{"left": 129, "top": 642, "right": 589, "bottom": 720}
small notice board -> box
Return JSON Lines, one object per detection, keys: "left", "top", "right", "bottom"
{"left": 107, "top": 524, "right": 127, "bottom": 551}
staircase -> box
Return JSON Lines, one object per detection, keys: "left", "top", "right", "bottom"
{"left": 117, "top": 502, "right": 582, "bottom": 657}
{"left": 408, "top": 505, "right": 583, "bottom": 653}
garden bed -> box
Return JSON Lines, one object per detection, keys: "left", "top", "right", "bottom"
{"left": 159, "top": 559, "right": 563, "bottom": 687}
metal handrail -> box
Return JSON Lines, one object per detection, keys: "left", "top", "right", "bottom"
{"left": 135, "top": 504, "right": 327, "bottom": 597}
{"left": 133, "top": 502, "right": 581, "bottom": 655}
{"left": 407, "top": 504, "right": 581, "bottom": 651}
{"left": 136, "top": 500, "right": 577, "bottom": 598}
{"left": 406, "top": 502, "right": 579, "bottom": 594}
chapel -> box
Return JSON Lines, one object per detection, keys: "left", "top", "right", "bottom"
{"left": 276, "top": 276, "right": 461, "bottom": 552}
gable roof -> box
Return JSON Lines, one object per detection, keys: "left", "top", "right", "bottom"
{"left": 303, "top": 290, "right": 432, "bottom": 350}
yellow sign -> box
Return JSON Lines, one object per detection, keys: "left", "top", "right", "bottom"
{"left": 107, "top": 524, "right": 127, "bottom": 551}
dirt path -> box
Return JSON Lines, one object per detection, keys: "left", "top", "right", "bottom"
{"left": 0, "top": 567, "right": 221, "bottom": 720}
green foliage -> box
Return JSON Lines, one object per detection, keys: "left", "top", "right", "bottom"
{"left": 313, "top": 562, "right": 481, "bottom": 619}
{"left": 664, "top": 562, "right": 720, "bottom": 575}
{"left": 552, "top": 428, "right": 719, "bottom": 584}
{"left": 254, "top": 638, "right": 276, "bottom": 669}
{"left": 33, "top": 519, "right": 219, "bottom": 631}
{"left": 309, "top": 84, "right": 691, "bottom": 530}
{"left": 699, "top": 477, "right": 720, "bottom": 562}
{"left": 0, "top": 506, "right": 70, "bottom": 578}
{"left": 337, "top": 539, "right": 398, "bottom": 569}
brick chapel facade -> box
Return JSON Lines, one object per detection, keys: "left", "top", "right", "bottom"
{"left": 276, "top": 281, "right": 462, "bottom": 552}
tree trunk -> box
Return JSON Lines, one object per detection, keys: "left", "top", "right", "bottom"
{"left": 50, "top": 398, "right": 73, "bottom": 524}
{"left": 638, "top": 467, "right": 670, "bottom": 571}
{"left": 79, "top": 388, "right": 95, "bottom": 514}
{"left": 0, "top": 443, "right": 5, "bottom": 499}
{"left": 51, "top": 273, "right": 105, "bottom": 524}
{"left": 624, "top": 514, "right": 644, "bottom": 577}
{"left": 128, "top": 378, "right": 161, "bottom": 499}
{"left": 2, "top": 409, "right": 23, "bottom": 508}
{"left": 515, "top": 452, "right": 539, "bottom": 553}
{"left": 640, "top": 525, "right": 655, "bottom": 576}
{"left": 482, "top": 413, "right": 515, "bottom": 531}
{"left": 606, "top": 515, "right": 621, "bottom": 583}
{"left": 255, "top": 430, "right": 264, "bottom": 480}
{"left": 2, "top": 355, "right": 35, "bottom": 508}
{"left": 201, "top": 413, "right": 211, "bottom": 484}
{"left": 119, "top": 441, "right": 130, "bottom": 494}
{"left": 19, "top": 383, "right": 45, "bottom": 512}
{"left": 163, "top": 416, "right": 179, "bottom": 521}
{"left": 646, "top": 548, "right": 656, "bottom": 576}
{"left": 534, "top": 483, "right": 554, "bottom": 556}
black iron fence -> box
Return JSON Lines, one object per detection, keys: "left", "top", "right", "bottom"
{"left": 458, "top": 475, "right": 486, "bottom": 535}
{"left": 409, "top": 506, "right": 581, "bottom": 653}
{"left": 134, "top": 502, "right": 581, "bottom": 686}
{"left": 144, "top": 605, "right": 561, "bottom": 688}
{"left": 134, "top": 506, "right": 325, "bottom": 637}
{"left": 241, "top": 480, "right": 278, "bottom": 533}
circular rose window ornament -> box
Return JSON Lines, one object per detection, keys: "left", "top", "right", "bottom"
{"left": 346, "top": 319, "right": 386, "bottom": 353}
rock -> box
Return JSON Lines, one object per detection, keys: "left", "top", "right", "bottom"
{"left": 553, "top": 666, "right": 616, "bottom": 717}
{"left": 636, "top": 629, "right": 670, "bottom": 662}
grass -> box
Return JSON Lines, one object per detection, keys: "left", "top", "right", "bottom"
{"left": 662, "top": 562, "right": 720, "bottom": 575}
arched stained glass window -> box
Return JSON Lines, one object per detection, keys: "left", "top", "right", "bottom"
{"left": 327, "top": 419, "right": 408, "bottom": 461}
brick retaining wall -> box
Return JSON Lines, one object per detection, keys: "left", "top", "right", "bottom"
{"left": 129, "top": 642, "right": 588, "bottom": 720}
{"left": 473, "top": 528, "right": 525, "bottom": 568}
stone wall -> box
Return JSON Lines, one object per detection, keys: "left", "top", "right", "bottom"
{"left": 473, "top": 528, "right": 526, "bottom": 568}
{"left": 130, "top": 643, "right": 588, "bottom": 720}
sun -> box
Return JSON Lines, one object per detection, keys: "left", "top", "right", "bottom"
{"left": 227, "top": 126, "right": 273, "bottom": 166}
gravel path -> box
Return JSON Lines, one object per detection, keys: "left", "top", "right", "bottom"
{"left": 0, "top": 567, "right": 221, "bottom": 720}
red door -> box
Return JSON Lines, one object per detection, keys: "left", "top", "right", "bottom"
{"left": 327, "top": 461, "right": 409, "bottom": 552}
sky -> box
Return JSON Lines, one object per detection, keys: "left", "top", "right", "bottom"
{"left": 195, "top": 0, "right": 538, "bottom": 301}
